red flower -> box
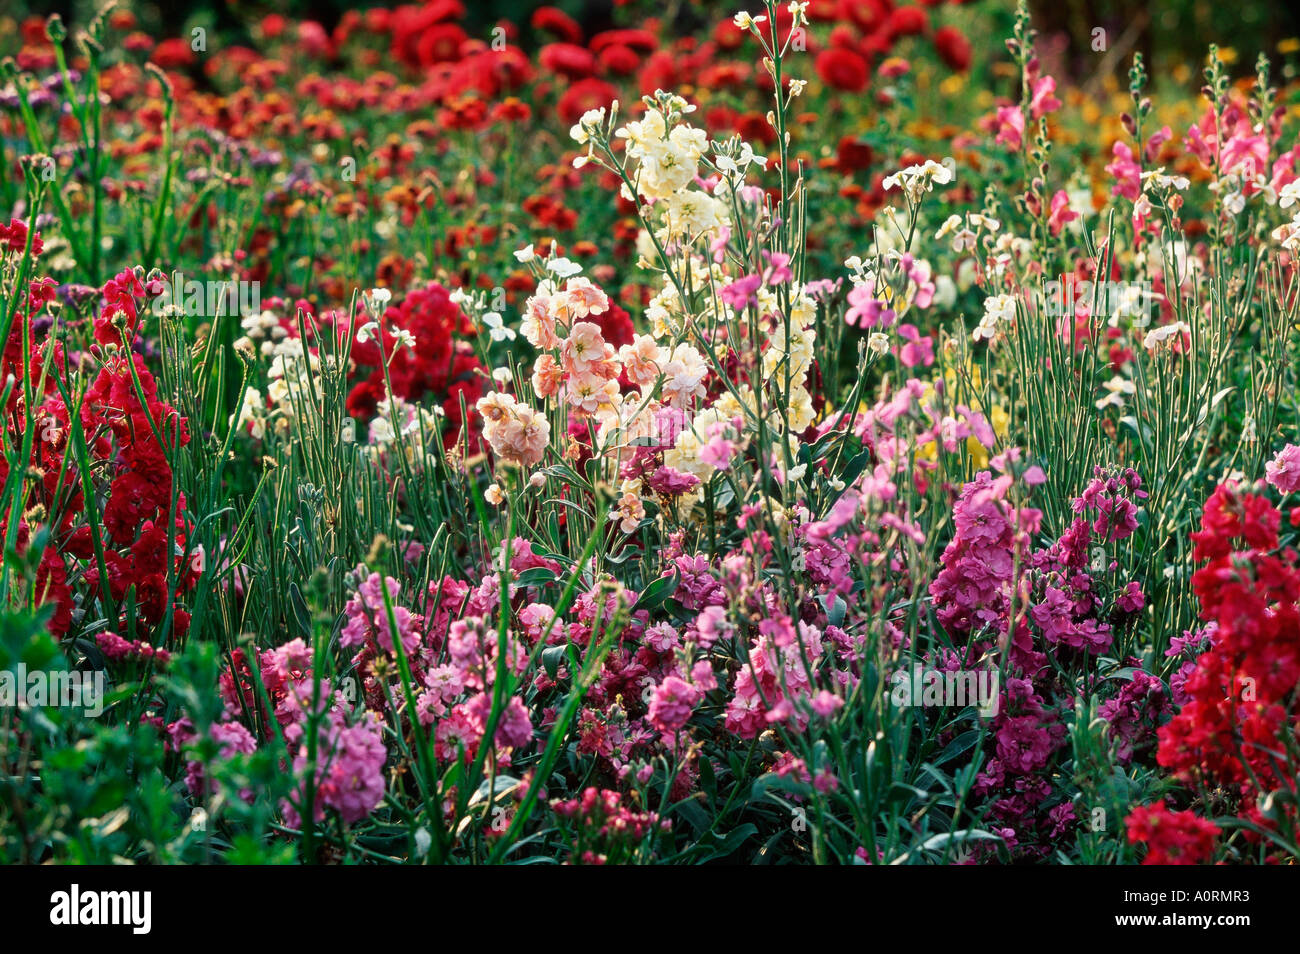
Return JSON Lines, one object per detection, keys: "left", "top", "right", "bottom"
{"left": 816, "top": 48, "right": 870, "bottom": 93}
{"left": 933, "top": 25, "right": 972, "bottom": 72}
{"left": 889, "top": 5, "right": 930, "bottom": 37}
{"left": 557, "top": 78, "right": 618, "bottom": 126}
{"left": 840, "top": 0, "right": 893, "bottom": 35}
{"left": 1125, "top": 803, "right": 1219, "bottom": 865}
{"left": 539, "top": 43, "right": 597, "bottom": 80}
{"left": 531, "top": 6, "right": 583, "bottom": 45}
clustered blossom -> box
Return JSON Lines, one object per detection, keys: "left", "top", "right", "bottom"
{"left": 11, "top": 0, "right": 1300, "bottom": 869}
{"left": 1, "top": 238, "right": 199, "bottom": 642}
{"left": 476, "top": 390, "right": 551, "bottom": 467}
{"left": 1131, "top": 483, "right": 1300, "bottom": 850}
{"left": 1125, "top": 803, "right": 1220, "bottom": 865}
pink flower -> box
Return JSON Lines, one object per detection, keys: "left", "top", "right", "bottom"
{"left": 811, "top": 690, "right": 843, "bottom": 718}
{"left": 521, "top": 292, "right": 560, "bottom": 349}
{"left": 561, "top": 277, "right": 609, "bottom": 320}
{"left": 896, "top": 324, "right": 934, "bottom": 368}
{"left": 1266, "top": 443, "right": 1300, "bottom": 493}
{"left": 1029, "top": 75, "right": 1060, "bottom": 119}
{"left": 698, "top": 421, "right": 737, "bottom": 470}
{"left": 644, "top": 621, "right": 680, "bottom": 652}
{"left": 648, "top": 465, "right": 700, "bottom": 496}
{"left": 1105, "top": 141, "right": 1141, "bottom": 201}
{"left": 994, "top": 105, "right": 1025, "bottom": 152}
{"left": 464, "top": 692, "right": 534, "bottom": 750}
{"left": 690, "top": 660, "right": 718, "bottom": 691}
{"left": 531, "top": 354, "right": 564, "bottom": 398}
{"left": 648, "top": 676, "right": 702, "bottom": 733}
{"left": 721, "top": 273, "right": 763, "bottom": 311}
{"left": 284, "top": 710, "right": 386, "bottom": 826}
{"left": 561, "top": 321, "right": 608, "bottom": 376}
{"left": 761, "top": 251, "right": 793, "bottom": 286}
{"left": 1047, "top": 190, "right": 1078, "bottom": 235}
{"left": 846, "top": 279, "right": 895, "bottom": 328}
{"left": 1221, "top": 131, "right": 1269, "bottom": 181}
{"left": 340, "top": 570, "right": 424, "bottom": 656}
{"left": 617, "top": 334, "right": 663, "bottom": 389}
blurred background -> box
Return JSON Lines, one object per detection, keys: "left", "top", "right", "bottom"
{"left": 10, "top": 0, "right": 1300, "bottom": 78}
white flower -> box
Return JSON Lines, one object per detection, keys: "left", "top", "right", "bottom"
{"left": 867, "top": 332, "right": 890, "bottom": 355}
{"left": 882, "top": 160, "right": 953, "bottom": 202}
{"left": 1141, "top": 167, "right": 1190, "bottom": 192}
{"left": 1280, "top": 181, "right": 1300, "bottom": 210}
{"left": 491, "top": 366, "right": 513, "bottom": 385}
{"left": 514, "top": 244, "right": 535, "bottom": 263}
{"left": 547, "top": 257, "right": 582, "bottom": 278}
{"left": 355, "top": 321, "right": 379, "bottom": 343}
{"left": 392, "top": 328, "right": 417, "bottom": 351}
{"left": 367, "top": 287, "right": 391, "bottom": 306}
{"left": 482, "top": 311, "right": 517, "bottom": 342}
{"left": 1096, "top": 375, "right": 1136, "bottom": 409}
{"left": 1142, "top": 321, "right": 1190, "bottom": 349}
{"left": 370, "top": 417, "right": 395, "bottom": 444}
{"left": 569, "top": 107, "right": 605, "bottom": 145}
{"left": 1275, "top": 215, "right": 1300, "bottom": 251}
{"left": 972, "top": 317, "right": 999, "bottom": 343}
{"left": 733, "top": 11, "right": 767, "bottom": 29}
{"left": 233, "top": 386, "right": 266, "bottom": 440}
{"left": 983, "top": 293, "right": 1017, "bottom": 325}
{"left": 936, "top": 214, "right": 977, "bottom": 253}
{"left": 485, "top": 483, "right": 506, "bottom": 506}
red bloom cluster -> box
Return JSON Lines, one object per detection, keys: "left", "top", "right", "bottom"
{"left": 1125, "top": 802, "right": 1220, "bottom": 865}
{"left": 1, "top": 245, "right": 197, "bottom": 641}
{"left": 1152, "top": 483, "right": 1300, "bottom": 844}
{"left": 340, "top": 282, "right": 487, "bottom": 446}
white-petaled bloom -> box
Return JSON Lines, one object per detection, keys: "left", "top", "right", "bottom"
{"left": 935, "top": 214, "right": 977, "bottom": 253}
{"left": 491, "top": 366, "right": 513, "bottom": 385}
{"left": 972, "top": 316, "right": 999, "bottom": 343}
{"left": 355, "top": 320, "right": 379, "bottom": 343}
{"left": 1142, "top": 320, "right": 1190, "bottom": 349}
{"left": 1280, "top": 181, "right": 1300, "bottom": 210}
{"left": 514, "top": 243, "right": 535, "bottom": 263}
{"left": 233, "top": 386, "right": 266, "bottom": 440}
{"left": 482, "top": 311, "right": 517, "bottom": 342}
{"left": 788, "top": 2, "right": 809, "bottom": 24}
{"left": 787, "top": 79, "right": 807, "bottom": 98}
{"left": 392, "top": 328, "right": 417, "bottom": 352}
{"left": 1275, "top": 215, "right": 1300, "bottom": 251}
{"left": 733, "top": 11, "right": 767, "bottom": 29}
{"left": 867, "top": 332, "right": 890, "bottom": 355}
{"left": 1108, "top": 283, "right": 1161, "bottom": 328}
{"left": 485, "top": 483, "right": 505, "bottom": 506}
{"left": 569, "top": 107, "right": 605, "bottom": 146}
{"left": 366, "top": 287, "right": 391, "bottom": 309}
{"left": 983, "top": 293, "right": 1016, "bottom": 325}
{"left": 1141, "top": 167, "right": 1190, "bottom": 192}
{"left": 1096, "top": 375, "right": 1136, "bottom": 409}
{"left": 547, "top": 257, "right": 583, "bottom": 278}
{"left": 882, "top": 160, "right": 954, "bottom": 203}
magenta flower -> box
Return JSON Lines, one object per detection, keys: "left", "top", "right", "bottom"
{"left": 1265, "top": 443, "right": 1300, "bottom": 493}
